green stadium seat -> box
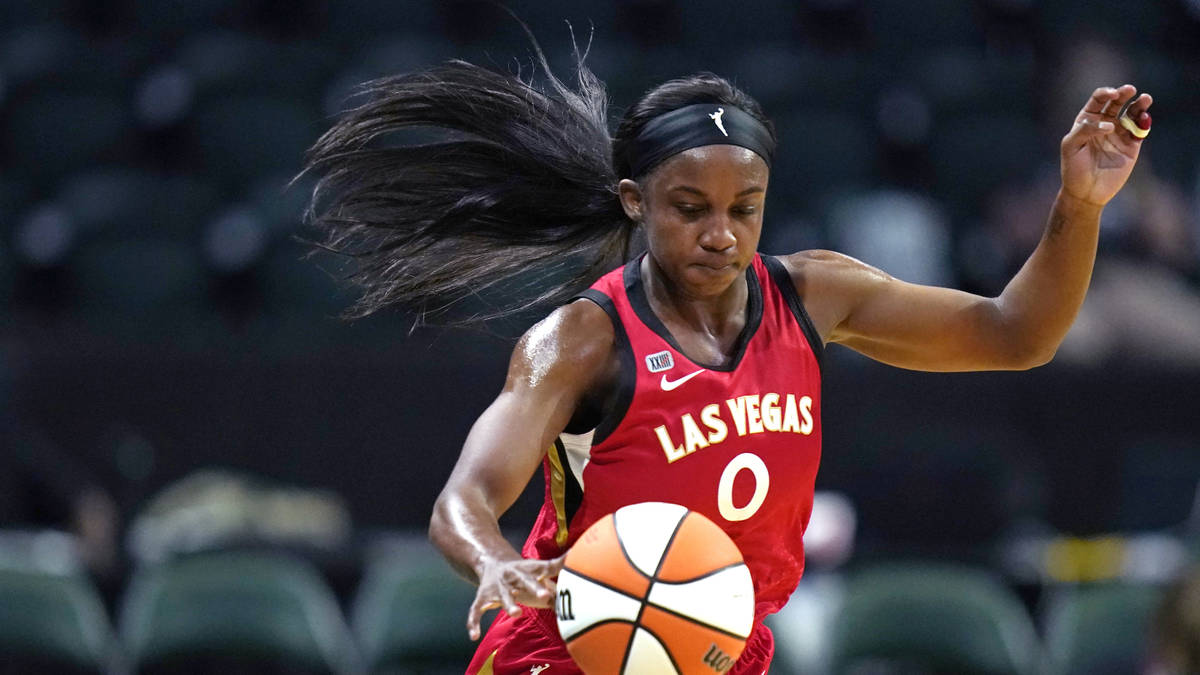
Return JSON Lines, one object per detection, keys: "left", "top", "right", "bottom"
{"left": 929, "top": 113, "right": 1044, "bottom": 221}
{"left": 1042, "top": 582, "right": 1164, "bottom": 675}
{"left": 0, "top": 0, "right": 67, "bottom": 25}
{"left": 130, "top": 0, "right": 239, "bottom": 39}
{"left": 260, "top": 245, "right": 354, "bottom": 318}
{"left": 325, "top": 1, "right": 439, "bottom": 43}
{"left": 773, "top": 109, "right": 874, "bottom": 203}
{"left": 906, "top": 49, "right": 1036, "bottom": 121}
{"left": 829, "top": 562, "right": 1041, "bottom": 675}
{"left": 1118, "top": 434, "right": 1200, "bottom": 531}
{"left": 351, "top": 537, "right": 478, "bottom": 674}
{"left": 175, "top": 32, "right": 338, "bottom": 102}
{"left": 189, "top": 95, "right": 321, "bottom": 189}
{"left": 0, "top": 565, "right": 121, "bottom": 673}
{"left": 867, "top": 0, "right": 983, "bottom": 59}
{"left": 247, "top": 172, "right": 313, "bottom": 239}
{"left": 73, "top": 239, "right": 206, "bottom": 315}
{"left": 0, "top": 24, "right": 138, "bottom": 92}
{"left": 119, "top": 551, "right": 361, "bottom": 674}
{"left": 4, "top": 89, "right": 134, "bottom": 186}
{"left": 57, "top": 168, "right": 223, "bottom": 241}
{"left": 0, "top": 176, "right": 31, "bottom": 236}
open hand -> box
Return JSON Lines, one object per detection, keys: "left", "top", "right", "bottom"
{"left": 1060, "top": 84, "right": 1152, "bottom": 207}
{"left": 467, "top": 554, "right": 565, "bottom": 640}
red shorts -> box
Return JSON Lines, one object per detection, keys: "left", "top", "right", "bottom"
{"left": 466, "top": 606, "right": 774, "bottom": 675}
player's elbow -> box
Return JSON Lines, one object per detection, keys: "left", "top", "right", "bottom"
{"left": 1003, "top": 338, "right": 1058, "bottom": 370}
{"left": 428, "top": 490, "right": 455, "bottom": 552}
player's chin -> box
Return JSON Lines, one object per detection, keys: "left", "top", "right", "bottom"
{"left": 689, "top": 261, "right": 740, "bottom": 278}
{"left": 685, "top": 261, "right": 742, "bottom": 289}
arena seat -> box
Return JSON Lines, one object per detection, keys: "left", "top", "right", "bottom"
{"left": 678, "top": 0, "right": 796, "bottom": 49}
{"left": 324, "top": 0, "right": 439, "bottom": 43}
{"left": 0, "top": 24, "right": 137, "bottom": 92}
{"left": 175, "top": 31, "right": 338, "bottom": 102}
{"left": 0, "top": 244, "right": 12, "bottom": 308}
{"left": 0, "top": 0, "right": 65, "bottom": 25}
{"left": 189, "top": 95, "right": 321, "bottom": 190}
{"left": 868, "top": 0, "right": 982, "bottom": 59}
{"left": 130, "top": 0, "right": 240, "bottom": 39}
{"left": 929, "top": 113, "right": 1043, "bottom": 221}
{"left": 0, "top": 565, "right": 121, "bottom": 673}
{"left": 3, "top": 89, "right": 134, "bottom": 186}
{"left": 906, "top": 48, "right": 1035, "bottom": 121}
{"left": 1118, "top": 434, "right": 1200, "bottom": 531}
{"left": 772, "top": 109, "right": 874, "bottom": 203}
{"left": 1041, "top": 582, "right": 1164, "bottom": 675}
{"left": 260, "top": 245, "right": 353, "bottom": 318}
{"left": 57, "top": 168, "right": 223, "bottom": 242}
{"left": 119, "top": 550, "right": 361, "bottom": 675}
{"left": 0, "top": 176, "right": 31, "bottom": 235}
{"left": 828, "top": 562, "right": 1042, "bottom": 675}
{"left": 73, "top": 239, "right": 206, "bottom": 314}
{"left": 351, "top": 536, "right": 478, "bottom": 674}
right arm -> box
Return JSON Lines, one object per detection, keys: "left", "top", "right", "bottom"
{"left": 428, "top": 299, "right": 616, "bottom": 640}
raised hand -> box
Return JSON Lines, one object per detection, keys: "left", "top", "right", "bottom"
{"left": 467, "top": 554, "right": 565, "bottom": 640}
{"left": 1060, "top": 84, "right": 1153, "bottom": 207}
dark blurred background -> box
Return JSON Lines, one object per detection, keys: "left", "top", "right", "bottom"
{"left": 1, "top": 0, "right": 1199, "bottom": 673}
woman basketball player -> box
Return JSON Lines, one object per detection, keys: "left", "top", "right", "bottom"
{"left": 304, "top": 37, "right": 1152, "bottom": 675}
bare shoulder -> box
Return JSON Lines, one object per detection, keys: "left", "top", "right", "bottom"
{"left": 776, "top": 249, "right": 891, "bottom": 286}
{"left": 507, "top": 297, "right": 616, "bottom": 393}
{"left": 773, "top": 250, "right": 893, "bottom": 342}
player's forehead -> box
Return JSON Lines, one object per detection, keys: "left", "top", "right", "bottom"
{"left": 646, "top": 145, "right": 769, "bottom": 196}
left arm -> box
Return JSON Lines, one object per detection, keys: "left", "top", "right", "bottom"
{"left": 793, "top": 84, "right": 1152, "bottom": 372}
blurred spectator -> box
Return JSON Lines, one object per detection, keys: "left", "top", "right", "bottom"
{"left": 827, "top": 188, "right": 954, "bottom": 286}
{"left": 0, "top": 344, "right": 119, "bottom": 578}
{"left": 971, "top": 37, "right": 1200, "bottom": 365}
{"left": 127, "top": 468, "right": 352, "bottom": 565}
{"left": 1148, "top": 566, "right": 1200, "bottom": 675}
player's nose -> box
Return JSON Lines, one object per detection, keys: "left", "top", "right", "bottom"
{"left": 699, "top": 216, "right": 736, "bottom": 252}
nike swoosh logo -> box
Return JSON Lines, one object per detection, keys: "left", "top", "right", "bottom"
{"left": 660, "top": 369, "right": 705, "bottom": 391}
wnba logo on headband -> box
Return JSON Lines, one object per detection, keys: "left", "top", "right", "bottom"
{"left": 624, "top": 103, "right": 775, "bottom": 178}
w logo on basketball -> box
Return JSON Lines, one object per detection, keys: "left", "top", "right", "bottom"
{"left": 703, "top": 644, "right": 734, "bottom": 672}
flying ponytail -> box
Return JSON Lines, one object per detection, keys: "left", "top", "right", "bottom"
{"left": 302, "top": 26, "right": 776, "bottom": 325}
{"left": 302, "top": 34, "right": 634, "bottom": 324}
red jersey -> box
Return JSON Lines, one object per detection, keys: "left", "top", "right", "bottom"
{"left": 523, "top": 253, "right": 823, "bottom": 623}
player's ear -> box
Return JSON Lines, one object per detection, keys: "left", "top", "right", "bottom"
{"left": 617, "top": 179, "right": 644, "bottom": 223}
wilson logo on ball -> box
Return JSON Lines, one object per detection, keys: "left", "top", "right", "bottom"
{"left": 703, "top": 644, "right": 735, "bottom": 672}
{"left": 556, "top": 589, "right": 575, "bottom": 621}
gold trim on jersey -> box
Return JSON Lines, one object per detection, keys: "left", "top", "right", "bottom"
{"left": 477, "top": 649, "right": 496, "bottom": 675}
{"left": 547, "top": 440, "right": 569, "bottom": 547}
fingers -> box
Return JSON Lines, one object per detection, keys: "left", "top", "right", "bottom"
{"left": 467, "top": 593, "right": 490, "bottom": 641}
{"left": 516, "top": 571, "right": 553, "bottom": 607}
{"left": 466, "top": 582, "right": 522, "bottom": 641}
{"left": 1083, "top": 85, "right": 1126, "bottom": 116}
{"left": 466, "top": 561, "right": 561, "bottom": 640}
{"left": 1063, "top": 116, "right": 1117, "bottom": 153}
{"left": 1068, "top": 85, "right": 1154, "bottom": 149}
{"left": 466, "top": 558, "right": 568, "bottom": 640}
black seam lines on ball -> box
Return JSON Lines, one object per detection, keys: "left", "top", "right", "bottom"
{"left": 619, "top": 510, "right": 687, "bottom": 675}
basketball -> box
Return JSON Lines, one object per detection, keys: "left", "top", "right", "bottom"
{"left": 555, "top": 502, "right": 755, "bottom": 675}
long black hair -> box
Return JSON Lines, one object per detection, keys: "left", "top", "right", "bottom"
{"left": 302, "top": 31, "right": 775, "bottom": 324}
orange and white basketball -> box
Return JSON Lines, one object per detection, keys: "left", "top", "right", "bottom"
{"left": 555, "top": 502, "right": 754, "bottom": 675}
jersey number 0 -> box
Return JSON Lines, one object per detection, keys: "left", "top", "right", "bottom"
{"left": 717, "top": 452, "right": 769, "bottom": 521}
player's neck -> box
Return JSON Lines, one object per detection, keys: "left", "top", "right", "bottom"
{"left": 642, "top": 256, "right": 749, "bottom": 354}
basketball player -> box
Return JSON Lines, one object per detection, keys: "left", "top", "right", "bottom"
{"left": 304, "top": 41, "right": 1152, "bottom": 675}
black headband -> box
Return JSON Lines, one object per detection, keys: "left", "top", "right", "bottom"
{"left": 623, "top": 103, "right": 775, "bottom": 178}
